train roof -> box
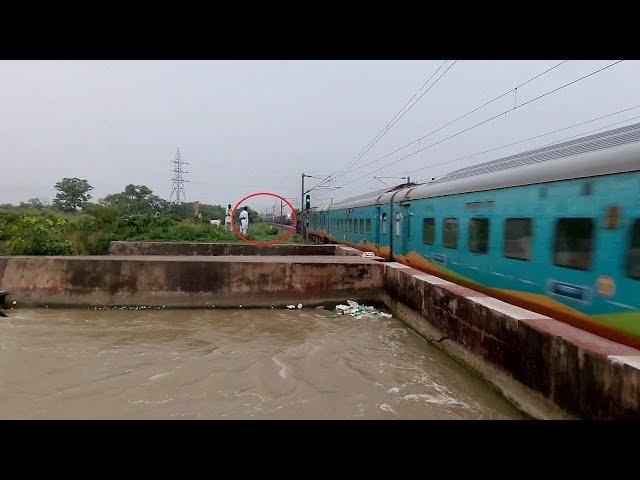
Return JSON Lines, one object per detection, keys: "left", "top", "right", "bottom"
{"left": 331, "top": 183, "right": 415, "bottom": 210}
{"left": 331, "top": 121, "right": 640, "bottom": 209}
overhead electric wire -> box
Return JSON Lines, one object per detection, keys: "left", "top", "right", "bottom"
{"left": 406, "top": 112, "right": 640, "bottom": 184}
{"left": 394, "top": 103, "right": 640, "bottom": 176}
{"left": 308, "top": 60, "right": 457, "bottom": 192}
{"left": 335, "top": 60, "right": 624, "bottom": 190}
{"left": 321, "top": 60, "right": 569, "bottom": 187}
{"left": 346, "top": 110, "right": 640, "bottom": 200}
{"left": 348, "top": 60, "right": 449, "bottom": 164}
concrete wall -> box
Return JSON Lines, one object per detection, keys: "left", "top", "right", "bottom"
{"left": 108, "top": 241, "right": 339, "bottom": 256}
{"left": 382, "top": 262, "right": 640, "bottom": 420}
{"left": 0, "top": 255, "right": 384, "bottom": 308}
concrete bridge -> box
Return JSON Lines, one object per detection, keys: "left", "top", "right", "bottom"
{"left": 1, "top": 241, "right": 639, "bottom": 419}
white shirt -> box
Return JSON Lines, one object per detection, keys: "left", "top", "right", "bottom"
{"left": 239, "top": 210, "right": 249, "bottom": 223}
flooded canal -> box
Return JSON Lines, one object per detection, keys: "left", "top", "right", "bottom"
{"left": 0, "top": 308, "right": 526, "bottom": 419}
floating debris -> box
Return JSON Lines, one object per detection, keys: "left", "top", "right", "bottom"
{"left": 333, "top": 300, "right": 392, "bottom": 319}
{"left": 286, "top": 305, "right": 296, "bottom": 309}
{"left": 297, "top": 303, "right": 303, "bottom": 309}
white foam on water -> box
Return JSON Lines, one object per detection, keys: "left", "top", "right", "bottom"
{"left": 379, "top": 403, "right": 397, "bottom": 414}
{"left": 147, "top": 372, "right": 170, "bottom": 382}
{"left": 402, "top": 393, "right": 468, "bottom": 408}
{"left": 273, "top": 357, "right": 288, "bottom": 379}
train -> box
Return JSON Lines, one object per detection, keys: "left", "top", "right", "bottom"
{"left": 308, "top": 122, "right": 640, "bottom": 348}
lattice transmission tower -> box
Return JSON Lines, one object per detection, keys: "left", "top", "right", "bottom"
{"left": 169, "top": 148, "right": 189, "bottom": 204}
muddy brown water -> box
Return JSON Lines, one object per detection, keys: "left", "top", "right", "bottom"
{"left": 0, "top": 308, "right": 526, "bottom": 419}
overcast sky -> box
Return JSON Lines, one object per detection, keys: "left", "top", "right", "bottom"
{"left": 1, "top": 60, "right": 638, "bottom": 212}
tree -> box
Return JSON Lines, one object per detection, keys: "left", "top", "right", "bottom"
{"left": 199, "top": 204, "right": 226, "bottom": 220}
{"left": 53, "top": 178, "right": 93, "bottom": 212}
{"left": 101, "top": 184, "right": 168, "bottom": 214}
{"left": 123, "top": 184, "right": 153, "bottom": 201}
{"left": 19, "top": 198, "right": 46, "bottom": 209}
{"left": 149, "top": 195, "right": 171, "bottom": 213}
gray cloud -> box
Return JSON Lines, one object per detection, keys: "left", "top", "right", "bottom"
{"left": 1, "top": 60, "right": 638, "bottom": 211}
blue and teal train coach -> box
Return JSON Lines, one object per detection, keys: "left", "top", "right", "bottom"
{"left": 309, "top": 123, "right": 640, "bottom": 348}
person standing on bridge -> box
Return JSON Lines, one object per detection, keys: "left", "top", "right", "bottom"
{"left": 239, "top": 206, "right": 249, "bottom": 236}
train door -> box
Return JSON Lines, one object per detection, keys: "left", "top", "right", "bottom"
{"left": 388, "top": 192, "right": 401, "bottom": 260}
{"left": 375, "top": 206, "right": 381, "bottom": 249}
{"left": 391, "top": 208, "right": 403, "bottom": 258}
{"left": 401, "top": 203, "right": 412, "bottom": 257}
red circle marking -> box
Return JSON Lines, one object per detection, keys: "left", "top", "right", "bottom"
{"left": 230, "top": 192, "right": 298, "bottom": 247}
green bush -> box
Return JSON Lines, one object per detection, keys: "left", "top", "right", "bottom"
{"left": 0, "top": 204, "right": 309, "bottom": 256}
{"left": 129, "top": 219, "right": 236, "bottom": 243}
{"left": 1, "top": 215, "right": 76, "bottom": 255}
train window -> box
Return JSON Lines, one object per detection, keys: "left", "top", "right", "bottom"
{"left": 423, "top": 218, "right": 435, "bottom": 245}
{"left": 359, "top": 219, "right": 364, "bottom": 234}
{"left": 469, "top": 218, "right": 489, "bottom": 254}
{"left": 553, "top": 218, "right": 594, "bottom": 271}
{"left": 381, "top": 212, "right": 387, "bottom": 235}
{"left": 627, "top": 220, "right": 640, "bottom": 279}
{"left": 582, "top": 182, "right": 593, "bottom": 196}
{"left": 443, "top": 218, "right": 458, "bottom": 249}
{"left": 504, "top": 218, "right": 532, "bottom": 260}
{"left": 366, "top": 218, "right": 371, "bottom": 235}
{"left": 395, "top": 213, "right": 401, "bottom": 237}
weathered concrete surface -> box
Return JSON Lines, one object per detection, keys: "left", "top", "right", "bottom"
{"left": 0, "top": 255, "right": 384, "bottom": 308}
{"left": 108, "top": 241, "right": 339, "bottom": 256}
{"left": 382, "top": 262, "right": 640, "bottom": 420}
